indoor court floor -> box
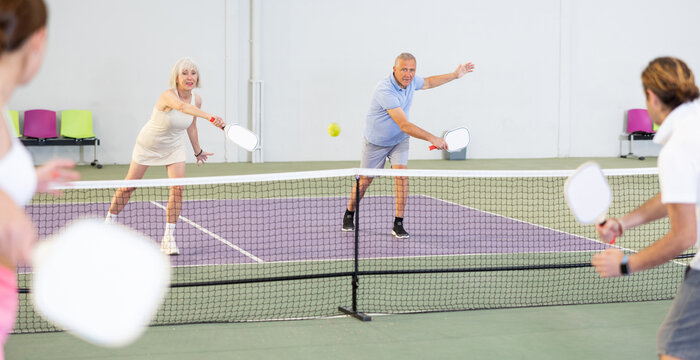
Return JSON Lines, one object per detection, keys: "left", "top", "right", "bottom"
{"left": 8, "top": 157, "right": 667, "bottom": 359}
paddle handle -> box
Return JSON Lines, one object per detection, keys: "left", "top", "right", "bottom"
{"left": 209, "top": 117, "right": 225, "bottom": 130}
{"left": 428, "top": 145, "right": 437, "bottom": 150}
{"left": 598, "top": 220, "right": 616, "bottom": 245}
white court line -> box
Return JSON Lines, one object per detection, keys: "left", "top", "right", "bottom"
{"left": 419, "top": 194, "right": 689, "bottom": 267}
{"left": 158, "top": 194, "right": 635, "bottom": 268}
{"left": 32, "top": 195, "right": 688, "bottom": 268}
{"left": 149, "top": 201, "right": 264, "bottom": 263}
{"left": 417, "top": 194, "right": 639, "bottom": 250}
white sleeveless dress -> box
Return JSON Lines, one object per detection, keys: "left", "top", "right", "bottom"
{"left": 0, "top": 108, "right": 37, "bottom": 207}
{"left": 0, "top": 109, "right": 36, "bottom": 349}
{"left": 132, "top": 90, "right": 196, "bottom": 166}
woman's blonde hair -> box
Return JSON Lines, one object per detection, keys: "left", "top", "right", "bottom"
{"left": 169, "top": 57, "right": 201, "bottom": 89}
{"left": 642, "top": 57, "right": 699, "bottom": 110}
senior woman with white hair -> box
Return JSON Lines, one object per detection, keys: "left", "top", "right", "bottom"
{"left": 106, "top": 58, "right": 226, "bottom": 255}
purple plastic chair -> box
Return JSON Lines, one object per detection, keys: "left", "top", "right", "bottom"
{"left": 626, "top": 109, "right": 654, "bottom": 133}
{"left": 23, "top": 109, "right": 58, "bottom": 139}
{"left": 621, "top": 109, "right": 654, "bottom": 160}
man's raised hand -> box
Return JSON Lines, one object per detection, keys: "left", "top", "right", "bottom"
{"left": 455, "top": 62, "right": 475, "bottom": 79}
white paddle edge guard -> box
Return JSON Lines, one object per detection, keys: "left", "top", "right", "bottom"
{"left": 564, "top": 161, "right": 612, "bottom": 225}
{"left": 225, "top": 124, "right": 259, "bottom": 152}
{"left": 31, "top": 218, "right": 171, "bottom": 347}
{"left": 444, "top": 127, "right": 470, "bottom": 153}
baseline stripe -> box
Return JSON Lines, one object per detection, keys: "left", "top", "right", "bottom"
{"left": 150, "top": 201, "right": 264, "bottom": 263}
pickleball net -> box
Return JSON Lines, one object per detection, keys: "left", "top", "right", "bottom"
{"left": 15, "top": 168, "right": 692, "bottom": 332}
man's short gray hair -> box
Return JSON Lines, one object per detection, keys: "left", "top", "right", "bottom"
{"left": 395, "top": 52, "right": 416, "bottom": 64}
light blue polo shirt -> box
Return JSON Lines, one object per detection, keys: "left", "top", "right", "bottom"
{"left": 364, "top": 73, "right": 424, "bottom": 146}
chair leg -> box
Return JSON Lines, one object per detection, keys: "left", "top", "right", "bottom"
{"left": 90, "top": 141, "right": 102, "bottom": 169}
{"left": 622, "top": 135, "right": 644, "bottom": 160}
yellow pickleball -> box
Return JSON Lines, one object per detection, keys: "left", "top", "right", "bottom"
{"left": 328, "top": 123, "right": 341, "bottom": 137}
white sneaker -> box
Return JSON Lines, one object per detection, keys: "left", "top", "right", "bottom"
{"left": 160, "top": 234, "right": 180, "bottom": 255}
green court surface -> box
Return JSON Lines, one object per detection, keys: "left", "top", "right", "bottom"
{"left": 8, "top": 157, "right": 677, "bottom": 359}
{"left": 8, "top": 301, "right": 672, "bottom": 359}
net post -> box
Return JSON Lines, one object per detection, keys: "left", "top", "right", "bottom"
{"left": 339, "top": 174, "right": 371, "bottom": 321}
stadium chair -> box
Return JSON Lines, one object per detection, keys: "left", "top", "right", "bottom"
{"left": 20, "top": 109, "right": 102, "bottom": 168}
{"left": 620, "top": 109, "right": 654, "bottom": 160}
{"left": 59, "top": 109, "right": 102, "bottom": 168}
{"left": 60, "top": 110, "right": 96, "bottom": 139}
{"left": 8, "top": 110, "right": 20, "bottom": 137}
{"left": 23, "top": 109, "right": 58, "bottom": 139}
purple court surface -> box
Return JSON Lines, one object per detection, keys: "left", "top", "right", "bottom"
{"left": 25, "top": 195, "right": 608, "bottom": 268}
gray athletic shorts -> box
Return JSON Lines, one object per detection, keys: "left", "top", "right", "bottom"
{"left": 657, "top": 267, "right": 700, "bottom": 359}
{"left": 360, "top": 137, "right": 409, "bottom": 169}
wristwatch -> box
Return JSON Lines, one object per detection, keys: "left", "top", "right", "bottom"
{"left": 620, "top": 254, "right": 630, "bottom": 276}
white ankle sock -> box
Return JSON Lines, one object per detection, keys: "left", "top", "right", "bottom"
{"left": 164, "top": 223, "right": 176, "bottom": 238}
{"left": 105, "top": 212, "right": 117, "bottom": 224}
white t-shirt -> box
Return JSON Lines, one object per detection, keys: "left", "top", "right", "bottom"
{"left": 0, "top": 109, "right": 36, "bottom": 207}
{"left": 654, "top": 100, "right": 700, "bottom": 269}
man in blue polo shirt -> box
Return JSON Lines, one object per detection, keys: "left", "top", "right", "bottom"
{"left": 342, "top": 52, "right": 475, "bottom": 238}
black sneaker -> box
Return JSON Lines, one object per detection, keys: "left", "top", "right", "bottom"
{"left": 342, "top": 210, "right": 355, "bottom": 232}
{"left": 392, "top": 219, "right": 409, "bottom": 239}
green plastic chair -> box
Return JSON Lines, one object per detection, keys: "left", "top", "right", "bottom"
{"left": 8, "top": 110, "right": 21, "bottom": 137}
{"left": 60, "top": 110, "right": 95, "bottom": 138}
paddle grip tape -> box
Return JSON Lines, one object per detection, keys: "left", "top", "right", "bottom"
{"left": 209, "top": 116, "right": 225, "bottom": 130}
{"left": 598, "top": 218, "right": 622, "bottom": 245}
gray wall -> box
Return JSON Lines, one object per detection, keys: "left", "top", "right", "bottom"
{"left": 11, "top": 0, "right": 698, "bottom": 164}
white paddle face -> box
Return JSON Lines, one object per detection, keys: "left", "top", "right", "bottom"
{"left": 565, "top": 162, "right": 612, "bottom": 225}
{"left": 32, "top": 219, "right": 170, "bottom": 347}
{"left": 225, "top": 124, "right": 258, "bottom": 152}
{"left": 444, "top": 128, "right": 470, "bottom": 152}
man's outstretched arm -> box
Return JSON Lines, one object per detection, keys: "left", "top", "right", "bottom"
{"left": 387, "top": 107, "right": 447, "bottom": 149}
{"left": 421, "top": 62, "right": 475, "bottom": 90}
